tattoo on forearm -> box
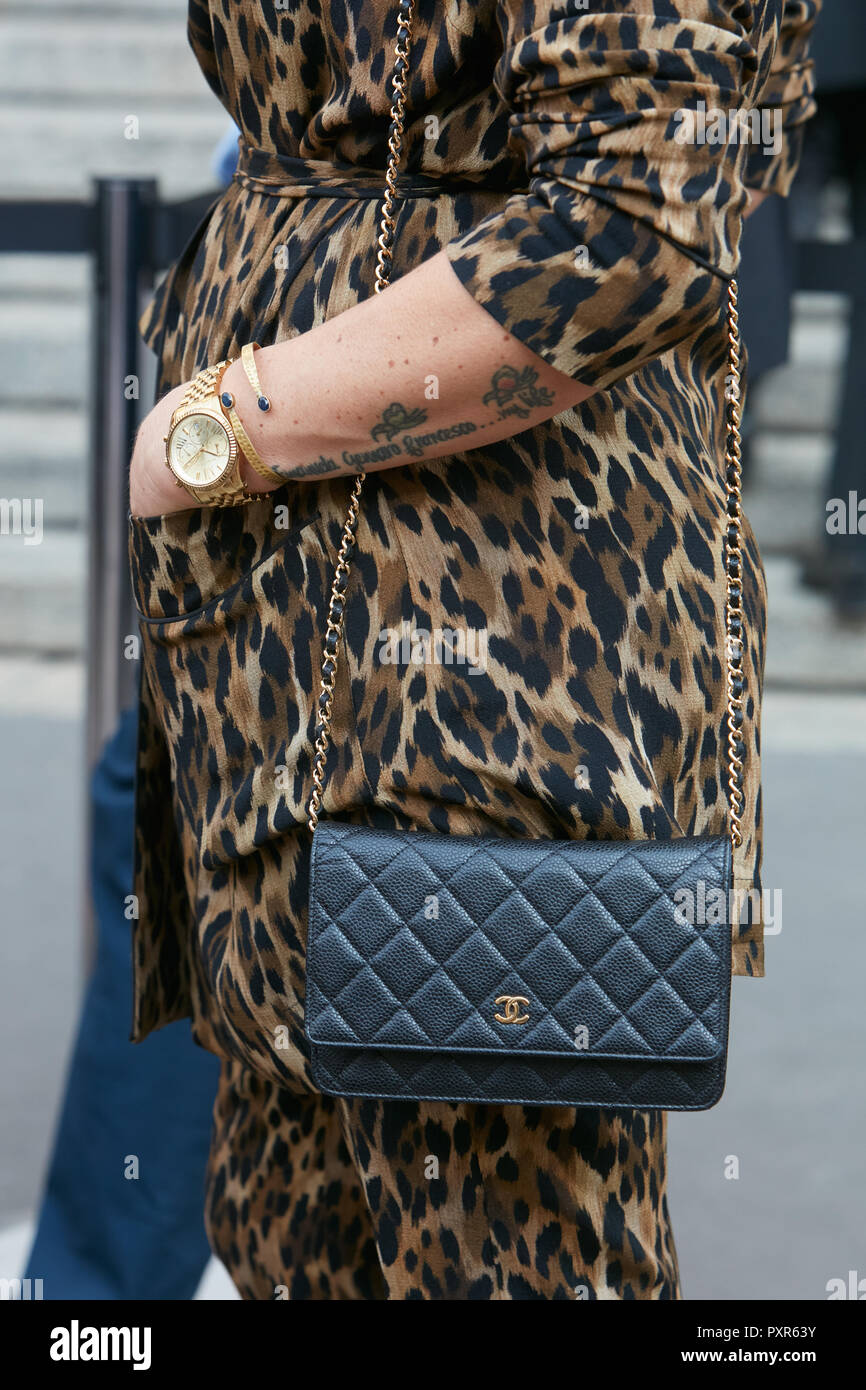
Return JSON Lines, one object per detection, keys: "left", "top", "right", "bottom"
{"left": 287, "top": 454, "right": 341, "bottom": 478}
{"left": 482, "top": 364, "right": 555, "bottom": 419}
{"left": 370, "top": 401, "right": 428, "bottom": 442}
{"left": 344, "top": 419, "right": 479, "bottom": 471}
{"left": 287, "top": 370, "right": 555, "bottom": 479}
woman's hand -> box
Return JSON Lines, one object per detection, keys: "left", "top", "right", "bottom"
{"left": 129, "top": 381, "right": 193, "bottom": 518}
{"left": 128, "top": 373, "right": 275, "bottom": 518}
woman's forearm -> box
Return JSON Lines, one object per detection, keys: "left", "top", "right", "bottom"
{"left": 131, "top": 249, "right": 595, "bottom": 515}
{"left": 225, "top": 250, "right": 593, "bottom": 485}
{"left": 250, "top": 194, "right": 771, "bottom": 484}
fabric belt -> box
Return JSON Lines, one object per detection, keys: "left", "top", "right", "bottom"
{"left": 233, "top": 140, "right": 524, "bottom": 200}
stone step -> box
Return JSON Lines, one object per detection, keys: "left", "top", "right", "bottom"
{"left": 1, "top": 104, "right": 228, "bottom": 198}
{"left": 763, "top": 555, "right": 866, "bottom": 691}
{"left": 0, "top": 408, "right": 88, "bottom": 529}
{"left": 8, "top": 0, "right": 185, "bottom": 14}
{"left": 1, "top": 17, "right": 211, "bottom": 102}
{"left": 2, "top": 0, "right": 224, "bottom": 199}
{"left": 748, "top": 429, "right": 833, "bottom": 488}
{"left": 788, "top": 296, "right": 849, "bottom": 368}
{"left": 744, "top": 430, "right": 834, "bottom": 554}
{"left": 749, "top": 361, "right": 842, "bottom": 434}
{"left": 0, "top": 300, "right": 90, "bottom": 407}
{"left": 0, "top": 256, "right": 90, "bottom": 303}
{"left": 747, "top": 491, "right": 829, "bottom": 558}
{"left": 792, "top": 291, "right": 849, "bottom": 326}
{"left": 0, "top": 529, "right": 86, "bottom": 655}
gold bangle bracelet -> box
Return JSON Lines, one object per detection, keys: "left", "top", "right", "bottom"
{"left": 240, "top": 342, "right": 271, "bottom": 413}
{"left": 218, "top": 388, "right": 284, "bottom": 486}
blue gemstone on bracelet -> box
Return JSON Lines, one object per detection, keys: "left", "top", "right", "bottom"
{"left": 221, "top": 391, "right": 233, "bottom": 408}
{"left": 257, "top": 396, "right": 271, "bottom": 412}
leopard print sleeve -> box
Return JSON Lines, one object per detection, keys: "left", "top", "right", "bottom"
{"left": 444, "top": 0, "right": 762, "bottom": 391}
{"left": 744, "top": 0, "right": 822, "bottom": 196}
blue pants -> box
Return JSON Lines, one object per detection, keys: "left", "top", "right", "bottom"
{"left": 24, "top": 708, "right": 218, "bottom": 1300}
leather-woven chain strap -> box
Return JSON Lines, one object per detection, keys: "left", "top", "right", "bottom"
{"left": 305, "top": 0, "right": 746, "bottom": 854}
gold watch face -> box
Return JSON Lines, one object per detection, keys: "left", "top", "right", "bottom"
{"left": 167, "top": 412, "right": 232, "bottom": 488}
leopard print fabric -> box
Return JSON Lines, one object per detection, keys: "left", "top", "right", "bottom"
{"left": 206, "top": 1061, "right": 679, "bottom": 1299}
{"left": 129, "top": 0, "right": 820, "bottom": 1298}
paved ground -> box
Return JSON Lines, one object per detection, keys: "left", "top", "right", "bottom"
{"left": 670, "top": 748, "right": 866, "bottom": 1301}
{"left": 0, "top": 714, "right": 84, "bottom": 1224}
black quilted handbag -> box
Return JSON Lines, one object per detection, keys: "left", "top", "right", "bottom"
{"left": 303, "top": 0, "right": 745, "bottom": 1110}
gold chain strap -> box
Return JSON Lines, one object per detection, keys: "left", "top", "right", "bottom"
{"left": 306, "top": 0, "right": 416, "bottom": 833}
{"left": 724, "top": 278, "right": 745, "bottom": 851}
{"left": 305, "top": 0, "right": 745, "bottom": 855}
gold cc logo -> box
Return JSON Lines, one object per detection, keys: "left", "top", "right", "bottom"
{"left": 494, "top": 995, "right": 530, "bottom": 1025}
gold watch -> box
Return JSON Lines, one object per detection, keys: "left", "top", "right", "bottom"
{"left": 164, "top": 360, "right": 253, "bottom": 505}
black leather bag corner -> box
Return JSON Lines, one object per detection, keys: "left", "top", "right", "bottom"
{"left": 306, "top": 824, "right": 733, "bottom": 1110}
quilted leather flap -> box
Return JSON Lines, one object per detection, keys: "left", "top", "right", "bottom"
{"left": 307, "top": 824, "right": 732, "bottom": 1063}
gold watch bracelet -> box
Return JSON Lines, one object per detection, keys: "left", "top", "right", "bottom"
{"left": 169, "top": 359, "right": 250, "bottom": 506}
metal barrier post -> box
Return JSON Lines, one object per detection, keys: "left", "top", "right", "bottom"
{"left": 85, "top": 177, "right": 156, "bottom": 775}
{"left": 82, "top": 178, "right": 156, "bottom": 963}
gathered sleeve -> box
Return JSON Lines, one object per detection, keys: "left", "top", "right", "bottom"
{"left": 444, "top": 0, "right": 794, "bottom": 391}
{"left": 744, "top": 0, "right": 822, "bottom": 195}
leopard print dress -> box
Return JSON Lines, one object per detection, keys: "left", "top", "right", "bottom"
{"left": 128, "top": 0, "right": 820, "bottom": 1299}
